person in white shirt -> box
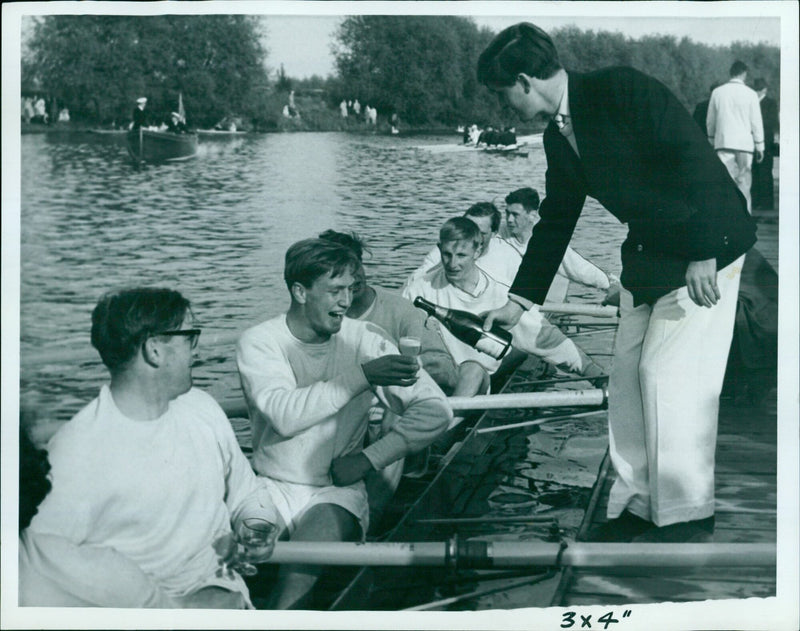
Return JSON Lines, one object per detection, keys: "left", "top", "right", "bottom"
{"left": 501, "top": 187, "right": 619, "bottom": 305}
{"left": 237, "top": 239, "right": 451, "bottom": 608}
{"left": 403, "top": 217, "right": 603, "bottom": 402}
{"left": 706, "top": 60, "right": 765, "bottom": 212}
{"left": 317, "top": 229, "right": 457, "bottom": 522}
{"left": 25, "top": 287, "right": 276, "bottom": 609}
{"left": 408, "top": 202, "right": 524, "bottom": 287}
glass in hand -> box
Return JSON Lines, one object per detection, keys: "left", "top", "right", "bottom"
{"left": 231, "top": 518, "right": 277, "bottom": 577}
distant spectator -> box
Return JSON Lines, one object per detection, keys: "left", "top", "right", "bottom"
{"left": 498, "top": 126, "right": 517, "bottom": 146}
{"left": 340, "top": 100, "right": 348, "bottom": 118}
{"left": 477, "top": 126, "right": 498, "bottom": 146}
{"left": 22, "top": 97, "right": 35, "bottom": 124}
{"left": 706, "top": 61, "right": 764, "bottom": 212}
{"left": 692, "top": 82, "right": 720, "bottom": 136}
{"left": 166, "top": 111, "right": 188, "bottom": 134}
{"left": 750, "top": 78, "right": 779, "bottom": 210}
{"left": 58, "top": 108, "right": 70, "bottom": 123}
{"left": 33, "top": 96, "right": 48, "bottom": 124}
{"left": 131, "top": 97, "right": 148, "bottom": 130}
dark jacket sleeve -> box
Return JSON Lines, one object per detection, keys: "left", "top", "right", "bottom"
{"left": 509, "top": 127, "right": 587, "bottom": 304}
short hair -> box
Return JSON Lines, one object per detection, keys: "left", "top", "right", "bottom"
{"left": 439, "top": 216, "right": 482, "bottom": 250}
{"left": 504, "top": 187, "right": 541, "bottom": 211}
{"left": 91, "top": 288, "right": 191, "bottom": 372}
{"left": 752, "top": 77, "right": 768, "bottom": 91}
{"left": 318, "top": 229, "right": 371, "bottom": 262}
{"left": 477, "top": 22, "right": 562, "bottom": 88}
{"left": 729, "top": 60, "right": 748, "bottom": 77}
{"left": 284, "top": 238, "right": 359, "bottom": 291}
{"left": 464, "top": 201, "right": 501, "bottom": 232}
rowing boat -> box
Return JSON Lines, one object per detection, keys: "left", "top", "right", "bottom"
{"left": 126, "top": 128, "right": 198, "bottom": 164}
{"left": 415, "top": 133, "right": 542, "bottom": 156}
{"left": 313, "top": 308, "right": 777, "bottom": 611}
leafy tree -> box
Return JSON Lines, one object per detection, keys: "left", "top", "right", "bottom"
{"left": 24, "top": 15, "right": 269, "bottom": 127}
{"left": 333, "top": 15, "right": 505, "bottom": 126}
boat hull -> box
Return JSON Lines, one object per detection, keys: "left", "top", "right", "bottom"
{"left": 126, "top": 129, "right": 198, "bottom": 163}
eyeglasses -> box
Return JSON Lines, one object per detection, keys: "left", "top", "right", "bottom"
{"left": 155, "top": 328, "right": 201, "bottom": 349}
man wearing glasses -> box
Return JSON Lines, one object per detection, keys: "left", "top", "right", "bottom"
{"left": 23, "top": 287, "right": 276, "bottom": 608}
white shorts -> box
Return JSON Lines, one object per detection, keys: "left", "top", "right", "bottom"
{"left": 257, "top": 476, "right": 369, "bottom": 539}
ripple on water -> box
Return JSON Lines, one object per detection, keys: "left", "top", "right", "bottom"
{"left": 19, "top": 132, "right": 627, "bottom": 421}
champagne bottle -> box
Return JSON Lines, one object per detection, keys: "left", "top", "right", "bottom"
{"left": 413, "top": 296, "right": 512, "bottom": 360}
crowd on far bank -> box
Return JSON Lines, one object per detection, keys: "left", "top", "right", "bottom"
{"left": 21, "top": 95, "right": 70, "bottom": 125}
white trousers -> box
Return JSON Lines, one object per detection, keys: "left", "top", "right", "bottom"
{"left": 606, "top": 256, "right": 744, "bottom": 526}
{"left": 717, "top": 150, "right": 754, "bottom": 213}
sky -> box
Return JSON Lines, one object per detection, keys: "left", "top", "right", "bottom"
{"left": 264, "top": 12, "right": 782, "bottom": 78}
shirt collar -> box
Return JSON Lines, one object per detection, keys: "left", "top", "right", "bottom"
{"left": 556, "top": 79, "right": 570, "bottom": 119}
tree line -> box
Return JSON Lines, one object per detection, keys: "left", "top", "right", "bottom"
{"left": 23, "top": 15, "right": 780, "bottom": 131}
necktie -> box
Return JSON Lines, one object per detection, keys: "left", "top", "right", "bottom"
{"left": 554, "top": 114, "right": 579, "bottom": 156}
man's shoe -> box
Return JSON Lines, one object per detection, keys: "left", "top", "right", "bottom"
{"left": 632, "top": 516, "right": 715, "bottom": 543}
{"left": 581, "top": 510, "right": 654, "bottom": 542}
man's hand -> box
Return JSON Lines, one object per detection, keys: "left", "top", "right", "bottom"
{"left": 331, "top": 452, "right": 374, "bottom": 486}
{"left": 481, "top": 300, "right": 524, "bottom": 331}
{"left": 755, "top": 148, "right": 764, "bottom": 164}
{"left": 362, "top": 355, "right": 419, "bottom": 387}
{"left": 602, "top": 279, "right": 621, "bottom": 307}
{"left": 686, "top": 258, "right": 720, "bottom": 307}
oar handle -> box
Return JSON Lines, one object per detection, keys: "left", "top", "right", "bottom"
{"left": 539, "top": 303, "right": 619, "bottom": 318}
{"left": 448, "top": 388, "right": 607, "bottom": 411}
{"left": 263, "top": 539, "right": 776, "bottom": 568}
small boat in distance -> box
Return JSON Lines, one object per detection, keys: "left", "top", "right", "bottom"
{"left": 126, "top": 128, "right": 198, "bottom": 164}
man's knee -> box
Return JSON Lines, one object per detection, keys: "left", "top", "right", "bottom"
{"left": 294, "top": 503, "right": 361, "bottom": 542}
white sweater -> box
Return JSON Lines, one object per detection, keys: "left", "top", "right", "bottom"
{"left": 28, "top": 386, "right": 274, "bottom": 600}
{"left": 237, "top": 315, "right": 451, "bottom": 485}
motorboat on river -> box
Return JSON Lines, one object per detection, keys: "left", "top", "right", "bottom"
{"left": 126, "top": 127, "right": 198, "bottom": 164}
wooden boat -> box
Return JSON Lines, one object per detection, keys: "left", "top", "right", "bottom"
{"left": 314, "top": 306, "right": 778, "bottom": 611}
{"left": 126, "top": 128, "right": 198, "bottom": 164}
{"left": 197, "top": 128, "right": 247, "bottom": 138}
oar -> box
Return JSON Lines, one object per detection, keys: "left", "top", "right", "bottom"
{"left": 539, "top": 303, "right": 619, "bottom": 318}
{"left": 219, "top": 388, "right": 607, "bottom": 419}
{"left": 448, "top": 388, "right": 606, "bottom": 411}
{"left": 263, "top": 539, "right": 775, "bottom": 569}
{"left": 476, "top": 409, "right": 606, "bottom": 434}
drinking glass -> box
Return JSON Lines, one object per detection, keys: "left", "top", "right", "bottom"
{"left": 398, "top": 336, "right": 422, "bottom": 368}
{"left": 233, "top": 517, "right": 277, "bottom": 577}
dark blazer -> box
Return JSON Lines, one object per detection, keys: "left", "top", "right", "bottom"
{"left": 131, "top": 106, "right": 147, "bottom": 130}
{"left": 760, "top": 96, "right": 779, "bottom": 155}
{"left": 511, "top": 67, "right": 757, "bottom": 306}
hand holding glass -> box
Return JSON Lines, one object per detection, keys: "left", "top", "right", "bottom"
{"left": 398, "top": 336, "right": 422, "bottom": 367}
{"left": 232, "top": 518, "right": 277, "bottom": 577}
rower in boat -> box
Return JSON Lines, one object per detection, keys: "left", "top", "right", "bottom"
{"left": 235, "top": 238, "right": 451, "bottom": 609}
{"left": 317, "top": 229, "right": 459, "bottom": 527}
{"left": 403, "top": 217, "right": 604, "bottom": 416}
{"left": 22, "top": 287, "right": 277, "bottom": 608}
{"left": 500, "top": 187, "right": 621, "bottom": 305}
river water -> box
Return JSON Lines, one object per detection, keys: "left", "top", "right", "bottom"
{"left": 19, "top": 131, "right": 627, "bottom": 422}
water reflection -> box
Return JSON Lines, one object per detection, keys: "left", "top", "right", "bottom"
{"left": 20, "top": 131, "right": 627, "bottom": 420}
